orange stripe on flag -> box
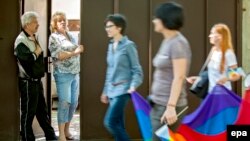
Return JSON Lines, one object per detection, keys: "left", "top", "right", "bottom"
{"left": 169, "top": 129, "right": 187, "bottom": 141}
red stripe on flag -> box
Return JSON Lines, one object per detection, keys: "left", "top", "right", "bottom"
{"left": 178, "top": 124, "right": 226, "bottom": 141}
{"left": 235, "top": 89, "right": 250, "bottom": 124}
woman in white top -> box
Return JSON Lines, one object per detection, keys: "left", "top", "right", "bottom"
{"left": 187, "top": 23, "right": 240, "bottom": 92}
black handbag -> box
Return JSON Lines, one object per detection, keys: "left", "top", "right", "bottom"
{"left": 189, "top": 71, "right": 209, "bottom": 99}
{"left": 189, "top": 48, "right": 214, "bottom": 99}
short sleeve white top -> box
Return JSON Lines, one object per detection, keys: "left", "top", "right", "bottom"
{"left": 207, "top": 49, "right": 237, "bottom": 92}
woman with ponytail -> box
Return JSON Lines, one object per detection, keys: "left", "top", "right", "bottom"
{"left": 187, "top": 23, "right": 240, "bottom": 92}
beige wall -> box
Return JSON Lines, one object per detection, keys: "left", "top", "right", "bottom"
{"left": 24, "top": 0, "right": 48, "bottom": 54}
{"left": 242, "top": 0, "right": 250, "bottom": 92}
{"left": 52, "top": 0, "right": 80, "bottom": 19}
{"left": 52, "top": 0, "right": 80, "bottom": 47}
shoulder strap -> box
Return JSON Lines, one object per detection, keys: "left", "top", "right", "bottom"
{"left": 199, "top": 47, "right": 215, "bottom": 74}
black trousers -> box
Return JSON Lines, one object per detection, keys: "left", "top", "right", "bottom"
{"left": 19, "top": 79, "right": 56, "bottom": 141}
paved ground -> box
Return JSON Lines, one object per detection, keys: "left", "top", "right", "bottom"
{"left": 35, "top": 110, "right": 142, "bottom": 141}
{"left": 52, "top": 110, "right": 80, "bottom": 140}
{"left": 36, "top": 110, "right": 80, "bottom": 141}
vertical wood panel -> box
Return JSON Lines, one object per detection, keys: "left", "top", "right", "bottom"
{"left": 119, "top": 0, "right": 150, "bottom": 138}
{"left": 177, "top": 0, "right": 207, "bottom": 112}
{"left": 0, "top": 0, "right": 20, "bottom": 140}
{"left": 206, "top": 0, "right": 237, "bottom": 50}
{"left": 80, "top": 0, "right": 114, "bottom": 139}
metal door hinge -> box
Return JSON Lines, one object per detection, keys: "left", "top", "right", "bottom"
{"left": 45, "top": 56, "right": 53, "bottom": 73}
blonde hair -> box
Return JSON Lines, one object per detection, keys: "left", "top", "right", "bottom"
{"left": 213, "top": 23, "right": 234, "bottom": 73}
{"left": 50, "top": 11, "right": 67, "bottom": 33}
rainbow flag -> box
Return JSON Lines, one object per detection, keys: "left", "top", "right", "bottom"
{"left": 156, "top": 124, "right": 186, "bottom": 141}
{"left": 131, "top": 92, "right": 152, "bottom": 141}
{"left": 235, "top": 89, "right": 250, "bottom": 124}
{"left": 227, "top": 67, "right": 246, "bottom": 78}
{"left": 178, "top": 85, "right": 242, "bottom": 141}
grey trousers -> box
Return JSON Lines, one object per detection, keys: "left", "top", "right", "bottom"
{"left": 150, "top": 104, "right": 187, "bottom": 141}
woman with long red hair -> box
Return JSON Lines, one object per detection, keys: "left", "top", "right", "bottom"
{"left": 187, "top": 23, "right": 240, "bottom": 92}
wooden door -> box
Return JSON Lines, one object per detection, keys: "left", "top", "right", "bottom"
{"left": 80, "top": 0, "right": 114, "bottom": 139}
{"left": 0, "top": 0, "right": 20, "bottom": 140}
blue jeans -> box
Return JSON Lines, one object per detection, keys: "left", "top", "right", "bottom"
{"left": 104, "top": 94, "right": 131, "bottom": 141}
{"left": 54, "top": 73, "right": 79, "bottom": 124}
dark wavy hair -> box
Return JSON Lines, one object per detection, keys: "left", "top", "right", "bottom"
{"left": 155, "top": 2, "right": 184, "bottom": 30}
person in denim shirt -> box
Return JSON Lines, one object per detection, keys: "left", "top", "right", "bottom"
{"left": 101, "top": 14, "right": 143, "bottom": 141}
{"left": 49, "top": 12, "right": 84, "bottom": 141}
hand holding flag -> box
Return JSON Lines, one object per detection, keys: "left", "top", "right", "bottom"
{"left": 161, "top": 106, "right": 177, "bottom": 125}
{"left": 156, "top": 106, "right": 188, "bottom": 141}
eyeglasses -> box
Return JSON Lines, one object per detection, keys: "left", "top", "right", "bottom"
{"left": 105, "top": 25, "right": 115, "bottom": 29}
